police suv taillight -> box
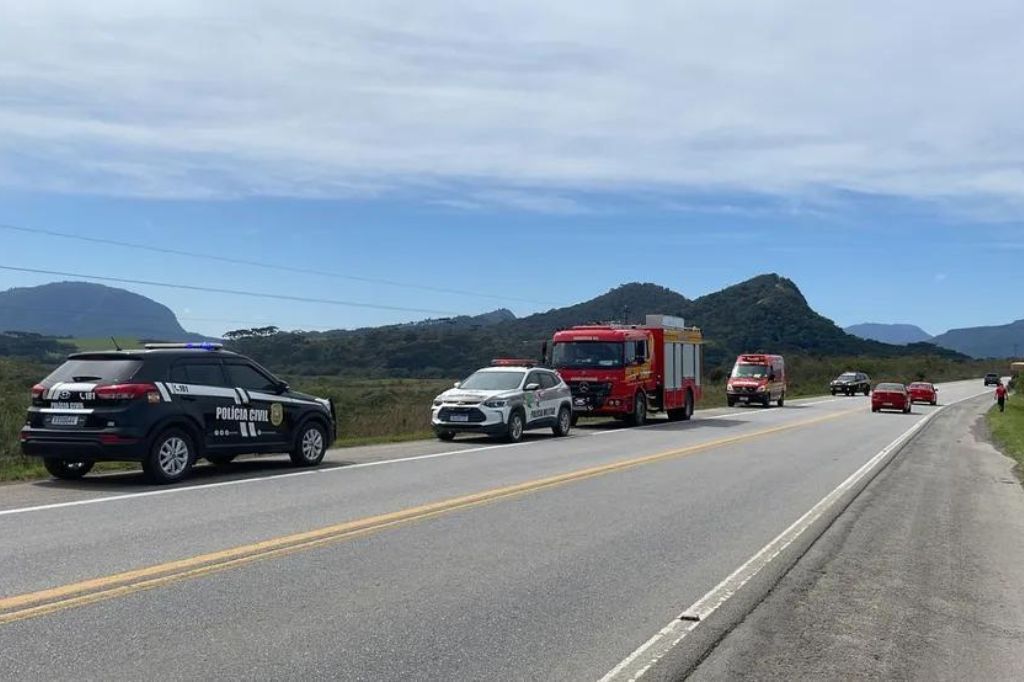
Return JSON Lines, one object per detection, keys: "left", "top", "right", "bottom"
{"left": 31, "top": 384, "right": 45, "bottom": 400}
{"left": 96, "top": 383, "right": 162, "bottom": 404}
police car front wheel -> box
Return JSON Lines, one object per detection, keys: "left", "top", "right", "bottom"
{"left": 553, "top": 406, "right": 572, "bottom": 437}
{"left": 43, "top": 458, "right": 94, "bottom": 480}
{"left": 291, "top": 422, "right": 328, "bottom": 467}
{"left": 144, "top": 429, "right": 196, "bottom": 484}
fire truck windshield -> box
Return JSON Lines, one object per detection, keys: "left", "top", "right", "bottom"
{"left": 731, "top": 364, "right": 769, "bottom": 379}
{"left": 552, "top": 341, "right": 624, "bottom": 369}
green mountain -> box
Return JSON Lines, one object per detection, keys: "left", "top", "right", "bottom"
{"left": 226, "top": 274, "right": 963, "bottom": 377}
{"left": 0, "top": 281, "right": 202, "bottom": 341}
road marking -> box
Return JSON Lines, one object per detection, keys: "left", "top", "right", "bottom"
{"left": 0, "top": 409, "right": 858, "bottom": 626}
{"left": 0, "top": 396, "right": 848, "bottom": 518}
{"left": 599, "top": 387, "right": 991, "bottom": 682}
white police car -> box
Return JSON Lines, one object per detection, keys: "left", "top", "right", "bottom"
{"left": 431, "top": 360, "right": 573, "bottom": 442}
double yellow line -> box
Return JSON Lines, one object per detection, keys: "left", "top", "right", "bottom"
{"left": 0, "top": 408, "right": 855, "bottom": 626}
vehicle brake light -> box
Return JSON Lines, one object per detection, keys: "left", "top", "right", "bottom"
{"left": 96, "top": 383, "right": 162, "bottom": 403}
{"left": 31, "top": 384, "right": 45, "bottom": 400}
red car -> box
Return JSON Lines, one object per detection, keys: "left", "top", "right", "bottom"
{"left": 907, "top": 381, "right": 938, "bottom": 405}
{"left": 871, "top": 383, "right": 912, "bottom": 413}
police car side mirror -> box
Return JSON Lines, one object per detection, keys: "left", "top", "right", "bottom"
{"left": 525, "top": 383, "right": 540, "bottom": 391}
{"left": 275, "top": 381, "right": 289, "bottom": 394}
{"left": 453, "top": 381, "right": 462, "bottom": 389}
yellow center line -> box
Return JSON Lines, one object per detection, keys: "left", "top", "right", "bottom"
{"left": 0, "top": 408, "right": 858, "bottom": 626}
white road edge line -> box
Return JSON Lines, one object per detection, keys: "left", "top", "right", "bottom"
{"left": 598, "top": 386, "right": 991, "bottom": 682}
{"left": 0, "top": 382, "right": 980, "bottom": 518}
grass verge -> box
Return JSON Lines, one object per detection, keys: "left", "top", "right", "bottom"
{"left": 986, "top": 391, "right": 1024, "bottom": 481}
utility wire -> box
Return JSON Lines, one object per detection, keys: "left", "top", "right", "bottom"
{"left": 0, "top": 302, "right": 343, "bottom": 331}
{"left": 0, "top": 265, "right": 464, "bottom": 316}
{"left": 0, "top": 223, "right": 557, "bottom": 306}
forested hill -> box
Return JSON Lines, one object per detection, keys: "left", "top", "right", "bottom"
{"left": 226, "top": 274, "right": 964, "bottom": 377}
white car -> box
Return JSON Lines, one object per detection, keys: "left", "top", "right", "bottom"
{"left": 432, "top": 362, "right": 574, "bottom": 442}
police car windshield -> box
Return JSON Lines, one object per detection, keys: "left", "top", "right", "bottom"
{"left": 460, "top": 371, "right": 525, "bottom": 391}
{"left": 732, "top": 364, "right": 769, "bottom": 378}
{"left": 44, "top": 359, "right": 142, "bottom": 385}
{"left": 838, "top": 373, "right": 857, "bottom": 380}
{"left": 551, "top": 342, "right": 623, "bottom": 369}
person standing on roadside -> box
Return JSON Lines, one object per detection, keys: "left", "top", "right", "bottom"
{"left": 995, "top": 382, "right": 1008, "bottom": 412}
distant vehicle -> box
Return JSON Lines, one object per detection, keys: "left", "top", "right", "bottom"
{"left": 830, "top": 371, "right": 871, "bottom": 396}
{"left": 727, "top": 353, "right": 786, "bottom": 407}
{"left": 908, "top": 382, "right": 938, "bottom": 405}
{"left": 984, "top": 373, "right": 1000, "bottom": 386}
{"left": 871, "top": 383, "right": 912, "bottom": 413}
{"left": 432, "top": 361, "right": 572, "bottom": 442}
{"left": 20, "top": 343, "right": 336, "bottom": 484}
{"left": 552, "top": 314, "right": 704, "bottom": 425}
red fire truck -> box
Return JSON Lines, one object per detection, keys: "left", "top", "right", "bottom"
{"left": 550, "top": 314, "right": 703, "bottom": 425}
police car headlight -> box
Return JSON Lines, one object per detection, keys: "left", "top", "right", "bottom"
{"left": 726, "top": 383, "right": 735, "bottom": 391}
{"left": 757, "top": 385, "right": 767, "bottom": 392}
{"left": 483, "top": 399, "right": 508, "bottom": 408}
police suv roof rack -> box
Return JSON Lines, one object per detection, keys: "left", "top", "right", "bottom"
{"left": 144, "top": 342, "right": 224, "bottom": 351}
{"left": 491, "top": 358, "right": 538, "bottom": 367}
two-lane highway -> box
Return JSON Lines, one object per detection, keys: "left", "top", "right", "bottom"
{"left": 0, "top": 380, "right": 990, "bottom": 680}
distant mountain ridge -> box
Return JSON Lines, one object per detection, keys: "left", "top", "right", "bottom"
{"left": 930, "top": 319, "right": 1024, "bottom": 359}
{"left": 845, "top": 323, "right": 934, "bottom": 345}
{"left": 0, "top": 282, "right": 204, "bottom": 341}
{"left": 224, "top": 274, "right": 965, "bottom": 377}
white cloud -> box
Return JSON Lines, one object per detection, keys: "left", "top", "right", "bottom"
{"left": 1, "top": 0, "right": 1023, "bottom": 212}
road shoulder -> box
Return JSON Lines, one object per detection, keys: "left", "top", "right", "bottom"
{"left": 690, "top": 397, "right": 1024, "bottom": 680}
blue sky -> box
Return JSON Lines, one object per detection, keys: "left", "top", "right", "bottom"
{"left": 1, "top": 2, "right": 1022, "bottom": 337}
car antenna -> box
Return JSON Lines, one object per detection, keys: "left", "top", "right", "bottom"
{"left": 110, "top": 336, "right": 123, "bottom": 351}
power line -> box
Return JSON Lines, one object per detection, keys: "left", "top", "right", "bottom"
{"left": 0, "top": 264, "right": 465, "bottom": 316}
{"left": 0, "top": 302, "right": 343, "bottom": 332}
{"left": 0, "top": 223, "right": 557, "bottom": 306}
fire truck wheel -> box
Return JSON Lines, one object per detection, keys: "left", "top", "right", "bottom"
{"left": 777, "top": 391, "right": 785, "bottom": 407}
{"left": 629, "top": 394, "right": 648, "bottom": 426}
{"left": 552, "top": 406, "right": 572, "bottom": 437}
{"left": 683, "top": 390, "right": 693, "bottom": 420}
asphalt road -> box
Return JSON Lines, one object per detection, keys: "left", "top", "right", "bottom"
{"left": 690, "top": 390, "right": 1024, "bottom": 681}
{"left": 0, "top": 380, "right": 995, "bottom": 680}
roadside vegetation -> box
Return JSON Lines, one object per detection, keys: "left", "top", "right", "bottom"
{"left": 987, "top": 377, "right": 1024, "bottom": 480}
{"left": 0, "top": 353, "right": 998, "bottom": 482}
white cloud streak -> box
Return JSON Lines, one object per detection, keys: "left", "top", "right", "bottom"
{"left": 1, "top": 0, "right": 1023, "bottom": 212}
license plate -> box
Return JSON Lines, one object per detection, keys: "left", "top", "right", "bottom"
{"left": 48, "top": 415, "right": 80, "bottom": 426}
{"left": 741, "top": 396, "right": 750, "bottom": 402}
{"left": 449, "top": 414, "right": 470, "bottom": 422}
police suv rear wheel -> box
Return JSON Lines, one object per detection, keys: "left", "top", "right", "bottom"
{"left": 144, "top": 429, "right": 195, "bottom": 484}
{"left": 291, "top": 422, "right": 328, "bottom": 467}
{"left": 43, "top": 458, "right": 93, "bottom": 480}
{"left": 553, "top": 406, "right": 572, "bottom": 437}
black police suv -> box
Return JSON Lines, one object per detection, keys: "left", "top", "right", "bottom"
{"left": 830, "top": 371, "right": 871, "bottom": 396}
{"left": 20, "top": 343, "right": 336, "bottom": 484}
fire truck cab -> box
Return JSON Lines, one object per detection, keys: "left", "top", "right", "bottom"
{"left": 551, "top": 314, "right": 703, "bottom": 425}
